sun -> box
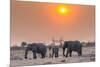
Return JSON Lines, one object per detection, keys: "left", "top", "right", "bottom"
{"left": 60, "top": 7, "right": 66, "bottom": 13}
{"left": 57, "top": 5, "right": 69, "bottom": 15}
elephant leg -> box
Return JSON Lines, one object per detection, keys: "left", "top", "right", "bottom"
{"left": 33, "top": 52, "right": 37, "bottom": 59}
{"left": 80, "top": 48, "right": 82, "bottom": 56}
{"left": 66, "top": 49, "right": 69, "bottom": 57}
{"left": 55, "top": 52, "right": 59, "bottom": 58}
{"left": 42, "top": 54, "right": 45, "bottom": 58}
{"left": 52, "top": 52, "right": 54, "bottom": 58}
{"left": 78, "top": 48, "right": 82, "bottom": 56}
{"left": 49, "top": 53, "right": 51, "bottom": 58}
{"left": 78, "top": 51, "right": 80, "bottom": 56}
{"left": 63, "top": 48, "right": 65, "bottom": 57}
{"left": 25, "top": 49, "right": 28, "bottom": 59}
{"left": 55, "top": 53, "right": 57, "bottom": 57}
{"left": 49, "top": 49, "right": 52, "bottom": 58}
{"left": 55, "top": 53, "right": 57, "bottom": 58}
{"left": 43, "top": 52, "right": 46, "bottom": 58}
{"left": 57, "top": 52, "right": 59, "bottom": 57}
{"left": 69, "top": 50, "right": 72, "bottom": 57}
{"left": 41, "top": 53, "right": 45, "bottom": 58}
{"left": 41, "top": 54, "right": 44, "bottom": 58}
{"left": 44, "top": 52, "right": 46, "bottom": 58}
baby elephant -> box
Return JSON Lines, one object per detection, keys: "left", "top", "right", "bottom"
{"left": 52, "top": 46, "right": 59, "bottom": 58}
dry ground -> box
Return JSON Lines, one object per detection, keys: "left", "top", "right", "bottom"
{"left": 10, "top": 46, "right": 95, "bottom": 67}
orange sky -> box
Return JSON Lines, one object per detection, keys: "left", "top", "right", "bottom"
{"left": 11, "top": 0, "right": 95, "bottom": 46}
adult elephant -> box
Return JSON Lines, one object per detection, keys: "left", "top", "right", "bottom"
{"left": 25, "top": 43, "right": 47, "bottom": 59}
{"left": 63, "top": 41, "right": 82, "bottom": 57}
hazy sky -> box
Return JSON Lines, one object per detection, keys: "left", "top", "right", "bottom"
{"left": 11, "top": 0, "right": 95, "bottom": 46}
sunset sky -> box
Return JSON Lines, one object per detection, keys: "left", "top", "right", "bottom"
{"left": 11, "top": 0, "right": 95, "bottom": 46}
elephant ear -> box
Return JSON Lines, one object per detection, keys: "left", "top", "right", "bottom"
{"left": 63, "top": 41, "right": 68, "bottom": 48}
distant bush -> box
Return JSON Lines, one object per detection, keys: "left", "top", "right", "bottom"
{"left": 81, "top": 42, "right": 95, "bottom": 47}
{"left": 10, "top": 46, "right": 25, "bottom": 50}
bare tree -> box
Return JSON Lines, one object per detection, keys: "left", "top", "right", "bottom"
{"left": 52, "top": 37, "right": 55, "bottom": 43}
{"left": 21, "top": 42, "right": 27, "bottom": 47}
{"left": 59, "top": 37, "right": 63, "bottom": 47}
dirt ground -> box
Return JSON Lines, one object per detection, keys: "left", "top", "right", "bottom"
{"left": 10, "top": 46, "right": 95, "bottom": 67}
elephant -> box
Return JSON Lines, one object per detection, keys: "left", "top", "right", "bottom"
{"left": 52, "top": 46, "right": 59, "bottom": 58}
{"left": 63, "top": 41, "right": 82, "bottom": 57}
{"left": 48, "top": 45, "right": 52, "bottom": 58}
{"left": 48, "top": 45, "right": 59, "bottom": 58}
{"left": 25, "top": 43, "right": 47, "bottom": 59}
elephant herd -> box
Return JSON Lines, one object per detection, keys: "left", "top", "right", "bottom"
{"left": 24, "top": 41, "right": 82, "bottom": 59}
